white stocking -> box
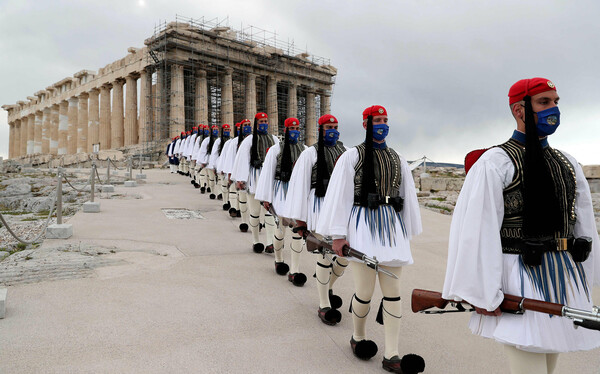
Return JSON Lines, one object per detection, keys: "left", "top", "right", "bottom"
{"left": 349, "top": 262, "right": 377, "bottom": 341}
{"left": 504, "top": 345, "right": 559, "bottom": 374}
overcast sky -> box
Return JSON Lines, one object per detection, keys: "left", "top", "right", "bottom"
{"left": 1, "top": 0, "right": 599, "bottom": 164}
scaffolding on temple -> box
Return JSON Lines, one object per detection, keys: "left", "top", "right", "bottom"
{"left": 142, "top": 15, "right": 335, "bottom": 159}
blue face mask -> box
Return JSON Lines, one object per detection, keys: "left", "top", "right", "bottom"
{"left": 242, "top": 125, "right": 252, "bottom": 135}
{"left": 288, "top": 130, "right": 300, "bottom": 144}
{"left": 204, "top": 129, "right": 209, "bottom": 136}
{"left": 193, "top": 130, "right": 198, "bottom": 134}
{"left": 223, "top": 131, "right": 230, "bottom": 137}
{"left": 324, "top": 129, "right": 339, "bottom": 146}
{"left": 372, "top": 124, "right": 389, "bottom": 141}
{"left": 258, "top": 123, "right": 269, "bottom": 134}
{"left": 212, "top": 129, "right": 219, "bottom": 137}
{"left": 536, "top": 106, "right": 560, "bottom": 137}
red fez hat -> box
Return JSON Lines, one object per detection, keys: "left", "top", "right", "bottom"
{"left": 284, "top": 117, "right": 300, "bottom": 127}
{"left": 187, "top": 130, "right": 192, "bottom": 135}
{"left": 181, "top": 131, "right": 185, "bottom": 135}
{"left": 240, "top": 118, "right": 251, "bottom": 125}
{"left": 235, "top": 122, "right": 241, "bottom": 128}
{"left": 211, "top": 125, "right": 219, "bottom": 130}
{"left": 509, "top": 78, "right": 556, "bottom": 105}
{"left": 318, "top": 114, "right": 338, "bottom": 126}
{"left": 362, "top": 105, "right": 387, "bottom": 120}
{"left": 255, "top": 112, "right": 268, "bottom": 119}
{"left": 192, "top": 126, "right": 198, "bottom": 130}
{"left": 222, "top": 124, "right": 231, "bottom": 130}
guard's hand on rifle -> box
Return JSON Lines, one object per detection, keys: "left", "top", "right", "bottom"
{"left": 263, "top": 201, "right": 271, "bottom": 211}
{"left": 474, "top": 306, "right": 501, "bottom": 316}
{"left": 332, "top": 238, "right": 349, "bottom": 257}
{"left": 294, "top": 220, "right": 308, "bottom": 238}
{"left": 236, "top": 181, "right": 246, "bottom": 190}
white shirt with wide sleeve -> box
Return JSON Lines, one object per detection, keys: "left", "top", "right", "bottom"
{"left": 442, "top": 147, "right": 600, "bottom": 353}
{"left": 315, "top": 146, "right": 422, "bottom": 266}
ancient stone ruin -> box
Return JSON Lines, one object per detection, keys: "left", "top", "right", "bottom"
{"left": 3, "top": 16, "right": 337, "bottom": 162}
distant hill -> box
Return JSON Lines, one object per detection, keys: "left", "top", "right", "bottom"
{"left": 409, "top": 160, "right": 464, "bottom": 169}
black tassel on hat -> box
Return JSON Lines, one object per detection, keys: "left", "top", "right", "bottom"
{"left": 522, "top": 95, "right": 563, "bottom": 240}
{"left": 359, "top": 115, "right": 376, "bottom": 207}
{"left": 279, "top": 128, "right": 293, "bottom": 182}
{"left": 314, "top": 124, "right": 328, "bottom": 197}
{"left": 250, "top": 118, "right": 259, "bottom": 166}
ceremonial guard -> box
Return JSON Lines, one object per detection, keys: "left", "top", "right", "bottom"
{"left": 186, "top": 126, "right": 198, "bottom": 183}
{"left": 442, "top": 78, "right": 600, "bottom": 374}
{"left": 196, "top": 125, "right": 214, "bottom": 194}
{"left": 166, "top": 136, "right": 179, "bottom": 173}
{"left": 255, "top": 117, "right": 307, "bottom": 282}
{"left": 223, "top": 119, "right": 253, "bottom": 232}
{"left": 283, "top": 114, "right": 348, "bottom": 322}
{"left": 191, "top": 124, "right": 206, "bottom": 189}
{"left": 216, "top": 123, "right": 237, "bottom": 211}
{"left": 208, "top": 124, "right": 231, "bottom": 201}
{"left": 232, "top": 113, "right": 279, "bottom": 252}
{"left": 317, "top": 105, "right": 423, "bottom": 373}
{"left": 181, "top": 130, "right": 192, "bottom": 176}
{"left": 174, "top": 131, "right": 186, "bottom": 175}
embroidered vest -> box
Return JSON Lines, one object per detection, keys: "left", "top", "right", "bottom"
{"left": 251, "top": 134, "right": 275, "bottom": 168}
{"left": 353, "top": 143, "right": 402, "bottom": 200}
{"left": 310, "top": 142, "right": 345, "bottom": 189}
{"left": 275, "top": 143, "right": 305, "bottom": 181}
{"left": 498, "top": 139, "right": 577, "bottom": 254}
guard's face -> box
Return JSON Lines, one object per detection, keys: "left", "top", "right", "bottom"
{"left": 287, "top": 125, "right": 300, "bottom": 131}
{"left": 362, "top": 115, "right": 388, "bottom": 129}
{"left": 323, "top": 123, "right": 338, "bottom": 131}
{"left": 257, "top": 118, "right": 268, "bottom": 125}
{"left": 531, "top": 91, "right": 560, "bottom": 120}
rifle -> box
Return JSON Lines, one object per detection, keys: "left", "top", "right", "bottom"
{"left": 411, "top": 289, "right": 600, "bottom": 332}
{"left": 266, "top": 204, "right": 295, "bottom": 228}
{"left": 304, "top": 232, "right": 398, "bottom": 279}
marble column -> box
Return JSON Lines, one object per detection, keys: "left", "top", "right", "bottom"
{"left": 320, "top": 90, "right": 331, "bottom": 115}
{"left": 266, "top": 76, "right": 278, "bottom": 135}
{"left": 14, "top": 120, "right": 21, "bottom": 158}
{"left": 139, "top": 69, "right": 152, "bottom": 144}
{"left": 195, "top": 70, "right": 208, "bottom": 125}
{"left": 111, "top": 78, "right": 125, "bottom": 148}
{"left": 288, "top": 82, "right": 298, "bottom": 118}
{"left": 50, "top": 104, "right": 59, "bottom": 155}
{"left": 170, "top": 64, "right": 185, "bottom": 138}
{"left": 20, "top": 116, "right": 28, "bottom": 156}
{"left": 8, "top": 122, "right": 14, "bottom": 159}
{"left": 306, "top": 90, "right": 317, "bottom": 146}
{"left": 88, "top": 88, "right": 100, "bottom": 152}
{"left": 222, "top": 68, "right": 234, "bottom": 126}
{"left": 155, "top": 67, "right": 165, "bottom": 140}
{"left": 42, "top": 108, "right": 51, "bottom": 154}
{"left": 77, "top": 93, "right": 88, "bottom": 153}
{"left": 34, "top": 111, "right": 43, "bottom": 154}
{"left": 27, "top": 114, "right": 35, "bottom": 155}
{"left": 58, "top": 101, "right": 69, "bottom": 155}
{"left": 245, "top": 73, "right": 257, "bottom": 119}
{"left": 99, "top": 84, "right": 112, "bottom": 150}
{"left": 125, "top": 73, "right": 139, "bottom": 146}
{"left": 67, "top": 97, "right": 79, "bottom": 154}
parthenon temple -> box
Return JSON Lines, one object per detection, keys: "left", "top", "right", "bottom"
{"left": 2, "top": 16, "right": 337, "bottom": 161}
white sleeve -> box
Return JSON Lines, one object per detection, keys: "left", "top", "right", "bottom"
{"left": 222, "top": 140, "right": 238, "bottom": 175}
{"left": 192, "top": 138, "right": 202, "bottom": 161}
{"left": 198, "top": 138, "right": 210, "bottom": 164}
{"left": 315, "top": 148, "right": 359, "bottom": 238}
{"left": 231, "top": 136, "right": 253, "bottom": 183}
{"left": 398, "top": 156, "right": 422, "bottom": 238}
{"left": 442, "top": 149, "right": 513, "bottom": 310}
{"left": 208, "top": 139, "right": 221, "bottom": 169}
{"left": 254, "top": 143, "right": 280, "bottom": 203}
{"left": 564, "top": 152, "right": 600, "bottom": 286}
{"left": 281, "top": 147, "right": 316, "bottom": 221}
{"left": 167, "top": 143, "right": 173, "bottom": 157}
{"left": 216, "top": 140, "right": 231, "bottom": 173}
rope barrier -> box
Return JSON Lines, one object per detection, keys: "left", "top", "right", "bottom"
{"left": 108, "top": 158, "right": 124, "bottom": 170}
{"left": 0, "top": 186, "right": 58, "bottom": 245}
{"left": 62, "top": 173, "right": 92, "bottom": 193}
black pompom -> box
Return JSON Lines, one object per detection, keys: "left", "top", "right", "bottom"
{"left": 401, "top": 354, "right": 425, "bottom": 374}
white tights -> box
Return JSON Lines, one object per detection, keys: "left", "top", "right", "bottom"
{"left": 504, "top": 345, "right": 558, "bottom": 374}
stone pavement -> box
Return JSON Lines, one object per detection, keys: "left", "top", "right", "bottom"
{"left": 0, "top": 169, "right": 599, "bottom": 374}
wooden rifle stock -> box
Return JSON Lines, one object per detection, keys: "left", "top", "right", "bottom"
{"left": 411, "top": 289, "right": 564, "bottom": 316}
